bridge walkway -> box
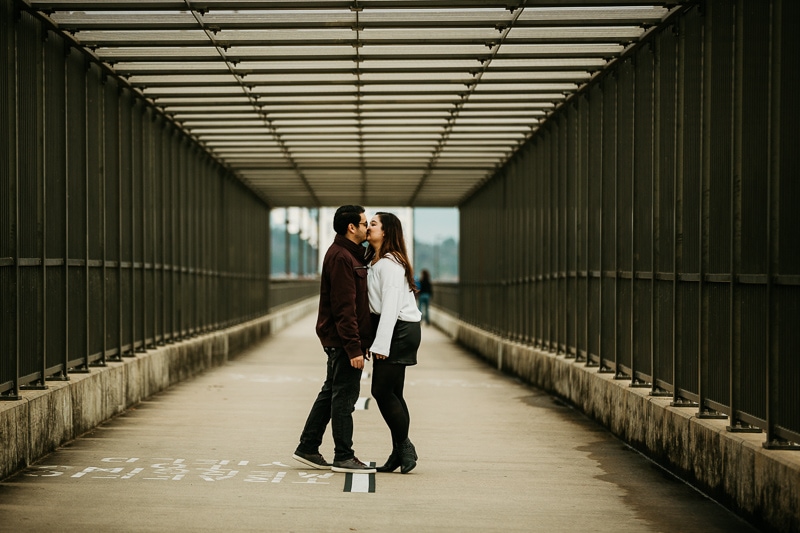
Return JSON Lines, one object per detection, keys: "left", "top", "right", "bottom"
{"left": 0, "top": 314, "right": 757, "bottom": 532}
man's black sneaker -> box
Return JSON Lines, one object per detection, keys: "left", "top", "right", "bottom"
{"left": 292, "top": 451, "right": 331, "bottom": 470}
{"left": 331, "top": 457, "right": 376, "bottom": 473}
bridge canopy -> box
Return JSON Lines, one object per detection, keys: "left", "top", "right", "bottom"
{"left": 31, "top": 0, "right": 680, "bottom": 207}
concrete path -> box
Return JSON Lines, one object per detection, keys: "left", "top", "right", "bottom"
{"left": 0, "top": 314, "right": 759, "bottom": 532}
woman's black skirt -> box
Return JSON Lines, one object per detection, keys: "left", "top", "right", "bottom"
{"left": 371, "top": 314, "right": 421, "bottom": 366}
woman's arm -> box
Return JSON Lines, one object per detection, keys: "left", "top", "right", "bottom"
{"left": 369, "top": 258, "right": 405, "bottom": 357}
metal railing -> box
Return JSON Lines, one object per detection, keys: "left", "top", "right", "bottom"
{"left": 0, "top": 4, "right": 318, "bottom": 399}
{"left": 431, "top": 282, "right": 460, "bottom": 319}
{"left": 269, "top": 279, "right": 319, "bottom": 312}
{"left": 455, "top": 2, "right": 799, "bottom": 448}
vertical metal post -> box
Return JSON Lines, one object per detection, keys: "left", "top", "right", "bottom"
{"left": 582, "top": 96, "right": 590, "bottom": 364}
{"left": 298, "top": 210, "right": 305, "bottom": 279}
{"left": 671, "top": 22, "right": 688, "bottom": 406}
{"left": 697, "top": 5, "right": 711, "bottom": 417}
{"left": 763, "top": 0, "right": 786, "bottom": 449}
{"left": 729, "top": 0, "right": 741, "bottom": 429}
{"left": 57, "top": 41, "right": 69, "bottom": 378}
{"left": 40, "top": 28, "right": 47, "bottom": 383}
{"left": 548, "top": 136, "right": 554, "bottom": 351}
{"left": 562, "top": 119, "right": 569, "bottom": 353}
{"left": 764, "top": 3, "right": 776, "bottom": 445}
{"left": 611, "top": 75, "right": 620, "bottom": 377}
{"left": 140, "top": 110, "right": 148, "bottom": 347}
{"left": 560, "top": 119, "right": 566, "bottom": 353}
{"left": 285, "top": 209, "right": 291, "bottom": 277}
{"left": 629, "top": 60, "right": 640, "bottom": 385}
{"left": 100, "top": 74, "right": 107, "bottom": 364}
{"left": 596, "top": 87, "right": 604, "bottom": 370}
{"left": 83, "top": 57, "right": 90, "bottom": 369}
{"left": 535, "top": 140, "right": 543, "bottom": 349}
{"left": 130, "top": 103, "right": 136, "bottom": 350}
{"left": 573, "top": 105, "right": 580, "bottom": 359}
{"left": 650, "top": 35, "right": 660, "bottom": 396}
{"left": 553, "top": 126, "right": 560, "bottom": 352}
{"left": 63, "top": 46, "right": 70, "bottom": 373}
{"left": 146, "top": 117, "right": 153, "bottom": 342}
{"left": 566, "top": 109, "right": 572, "bottom": 355}
{"left": 117, "top": 92, "right": 123, "bottom": 356}
{"left": 526, "top": 148, "right": 534, "bottom": 345}
{"left": 726, "top": 0, "right": 758, "bottom": 432}
{"left": 171, "top": 134, "right": 177, "bottom": 332}
{"left": 698, "top": 2, "right": 727, "bottom": 419}
{"left": 12, "top": 11, "right": 21, "bottom": 397}
{"left": 641, "top": 45, "right": 657, "bottom": 389}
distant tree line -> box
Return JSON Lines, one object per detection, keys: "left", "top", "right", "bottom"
{"left": 413, "top": 237, "right": 458, "bottom": 282}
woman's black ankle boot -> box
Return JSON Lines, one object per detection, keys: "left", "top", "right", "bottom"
{"left": 399, "top": 438, "right": 417, "bottom": 474}
{"left": 376, "top": 448, "right": 401, "bottom": 473}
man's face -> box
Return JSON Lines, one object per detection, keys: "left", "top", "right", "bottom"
{"left": 355, "top": 213, "right": 368, "bottom": 243}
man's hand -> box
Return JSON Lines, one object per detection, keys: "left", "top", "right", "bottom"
{"left": 350, "top": 355, "right": 365, "bottom": 370}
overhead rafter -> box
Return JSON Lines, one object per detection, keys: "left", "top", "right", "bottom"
{"left": 23, "top": 0, "right": 683, "bottom": 207}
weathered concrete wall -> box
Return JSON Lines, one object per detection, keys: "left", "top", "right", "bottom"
{"left": 432, "top": 307, "right": 800, "bottom": 533}
{"left": 0, "top": 297, "right": 317, "bottom": 482}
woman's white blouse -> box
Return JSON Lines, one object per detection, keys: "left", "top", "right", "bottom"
{"left": 368, "top": 254, "right": 422, "bottom": 357}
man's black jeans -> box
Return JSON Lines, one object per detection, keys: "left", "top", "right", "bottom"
{"left": 297, "top": 347, "right": 362, "bottom": 462}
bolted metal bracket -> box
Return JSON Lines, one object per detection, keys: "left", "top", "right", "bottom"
{"left": 727, "top": 422, "right": 762, "bottom": 434}
{"left": 649, "top": 387, "right": 672, "bottom": 397}
{"left": 20, "top": 380, "right": 47, "bottom": 391}
{"left": 697, "top": 408, "right": 727, "bottom": 420}
{"left": 0, "top": 392, "right": 22, "bottom": 401}
{"left": 670, "top": 397, "right": 699, "bottom": 408}
{"left": 763, "top": 439, "right": 800, "bottom": 451}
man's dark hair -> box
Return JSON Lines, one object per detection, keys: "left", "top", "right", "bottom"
{"left": 333, "top": 205, "right": 365, "bottom": 235}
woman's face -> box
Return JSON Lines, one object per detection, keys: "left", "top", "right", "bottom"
{"left": 367, "top": 215, "right": 384, "bottom": 250}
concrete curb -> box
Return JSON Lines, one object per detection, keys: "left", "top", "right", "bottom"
{"left": 0, "top": 297, "right": 318, "bottom": 482}
{"left": 432, "top": 307, "right": 800, "bottom": 533}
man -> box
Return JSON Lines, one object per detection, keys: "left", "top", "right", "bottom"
{"left": 292, "top": 205, "right": 376, "bottom": 473}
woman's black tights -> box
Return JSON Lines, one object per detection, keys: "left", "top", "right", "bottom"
{"left": 371, "top": 363, "right": 409, "bottom": 444}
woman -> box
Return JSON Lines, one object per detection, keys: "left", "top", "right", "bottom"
{"left": 366, "top": 212, "right": 422, "bottom": 473}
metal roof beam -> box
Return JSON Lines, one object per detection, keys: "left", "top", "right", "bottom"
{"left": 99, "top": 49, "right": 616, "bottom": 62}
{"left": 53, "top": 12, "right": 664, "bottom": 31}
{"left": 32, "top": 0, "right": 688, "bottom": 11}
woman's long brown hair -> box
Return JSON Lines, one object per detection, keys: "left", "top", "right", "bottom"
{"left": 373, "top": 212, "right": 417, "bottom": 293}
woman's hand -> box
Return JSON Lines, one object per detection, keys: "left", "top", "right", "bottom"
{"left": 372, "top": 352, "right": 388, "bottom": 360}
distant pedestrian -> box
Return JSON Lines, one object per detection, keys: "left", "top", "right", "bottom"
{"left": 292, "top": 205, "right": 376, "bottom": 474}
{"left": 418, "top": 269, "right": 433, "bottom": 325}
{"left": 366, "top": 212, "right": 422, "bottom": 473}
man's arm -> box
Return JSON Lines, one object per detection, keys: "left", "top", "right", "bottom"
{"left": 328, "top": 254, "right": 365, "bottom": 361}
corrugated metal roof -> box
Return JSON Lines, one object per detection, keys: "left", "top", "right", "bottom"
{"left": 29, "top": 0, "right": 686, "bottom": 207}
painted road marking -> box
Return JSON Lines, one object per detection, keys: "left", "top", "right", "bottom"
{"left": 355, "top": 397, "right": 370, "bottom": 410}
{"left": 343, "top": 464, "right": 376, "bottom": 493}
{"left": 20, "top": 458, "right": 375, "bottom": 488}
